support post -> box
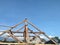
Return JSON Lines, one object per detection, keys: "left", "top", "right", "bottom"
{"left": 24, "top": 25, "right": 29, "bottom": 43}
{"left": 23, "top": 18, "right": 29, "bottom": 43}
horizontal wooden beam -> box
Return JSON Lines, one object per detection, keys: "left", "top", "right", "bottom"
{"left": 8, "top": 36, "right": 35, "bottom": 37}
{"left": 0, "top": 31, "right": 42, "bottom": 33}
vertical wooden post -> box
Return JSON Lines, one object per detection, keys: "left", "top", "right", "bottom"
{"left": 24, "top": 25, "right": 29, "bottom": 43}
{"left": 23, "top": 18, "right": 29, "bottom": 43}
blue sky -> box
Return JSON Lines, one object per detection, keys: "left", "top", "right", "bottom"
{"left": 0, "top": 0, "right": 60, "bottom": 37}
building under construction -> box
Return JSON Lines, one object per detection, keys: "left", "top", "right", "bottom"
{"left": 0, "top": 18, "right": 58, "bottom": 45}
